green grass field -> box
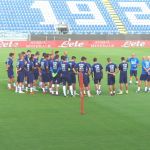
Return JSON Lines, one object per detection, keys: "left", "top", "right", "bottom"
{"left": 0, "top": 48, "right": 150, "bottom": 150}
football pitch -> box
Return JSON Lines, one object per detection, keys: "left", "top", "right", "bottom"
{"left": 0, "top": 47, "right": 150, "bottom": 150}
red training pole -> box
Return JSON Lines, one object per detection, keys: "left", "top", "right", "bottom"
{"left": 79, "top": 72, "right": 84, "bottom": 115}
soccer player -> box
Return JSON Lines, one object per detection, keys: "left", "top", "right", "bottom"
{"left": 50, "top": 55, "right": 61, "bottom": 95}
{"left": 137, "top": 56, "right": 149, "bottom": 93}
{"left": 76, "top": 57, "right": 92, "bottom": 97}
{"left": 33, "top": 51, "right": 40, "bottom": 91}
{"left": 118, "top": 57, "right": 129, "bottom": 95}
{"left": 128, "top": 53, "right": 139, "bottom": 84}
{"left": 16, "top": 53, "right": 25, "bottom": 93}
{"left": 48, "top": 54, "right": 54, "bottom": 94}
{"left": 92, "top": 58, "right": 103, "bottom": 95}
{"left": 60, "top": 56, "right": 73, "bottom": 97}
{"left": 40, "top": 54, "right": 49, "bottom": 94}
{"left": 106, "top": 58, "right": 118, "bottom": 96}
{"left": 24, "top": 50, "right": 31, "bottom": 63}
{"left": 39, "top": 53, "right": 46, "bottom": 88}
{"left": 5, "top": 53, "right": 15, "bottom": 90}
{"left": 69, "top": 56, "right": 78, "bottom": 95}
{"left": 85, "top": 58, "right": 92, "bottom": 95}
{"left": 54, "top": 51, "right": 59, "bottom": 60}
{"left": 64, "top": 51, "right": 69, "bottom": 62}
{"left": 25, "top": 54, "right": 35, "bottom": 94}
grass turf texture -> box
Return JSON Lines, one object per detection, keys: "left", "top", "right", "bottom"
{"left": 0, "top": 48, "right": 150, "bottom": 150}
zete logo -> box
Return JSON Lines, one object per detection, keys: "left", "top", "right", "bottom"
{"left": 122, "top": 41, "right": 145, "bottom": 48}
{"left": 59, "top": 40, "right": 84, "bottom": 48}
{"left": 0, "top": 41, "right": 19, "bottom": 48}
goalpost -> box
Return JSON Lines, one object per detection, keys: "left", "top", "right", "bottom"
{"left": 78, "top": 72, "right": 85, "bottom": 115}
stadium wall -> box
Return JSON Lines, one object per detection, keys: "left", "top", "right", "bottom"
{"left": 0, "top": 34, "right": 150, "bottom": 48}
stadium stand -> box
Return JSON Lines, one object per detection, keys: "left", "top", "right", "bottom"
{"left": 0, "top": 0, "right": 149, "bottom": 34}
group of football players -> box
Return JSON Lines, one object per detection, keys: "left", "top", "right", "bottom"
{"left": 5, "top": 50, "right": 150, "bottom": 97}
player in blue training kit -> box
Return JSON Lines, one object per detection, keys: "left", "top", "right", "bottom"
{"left": 92, "top": 58, "right": 103, "bottom": 95}
{"left": 85, "top": 58, "right": 92, "bottom": 95}
{"left": 50, "top": 55, "right": 61, "bottom": 95}
{"left": 68, "top": 56, "right": 78, "bottom": 95}
{"left": 48, "top": 54, "right": 54, "bottom": 94}
{"left": 33, "top": 51, "right": 40, "bottom": 91}
{"left": 137, "top": 56, "right": 150, "bottom": 93}
{"left": 40, "top": 54, "right": 49, "bottom": 94}
{"left": 106, "top": 58, "right": 118, "bottom": 96}
{"left": 39, "top": 53, "right": 46, "bottom": 88}
{"left": 128, "top": 53, "right": 139, "bottom": 84}
{"left": 76, "top": 57, "right": 92, "bottom": 97}
{"left": 25, "top": 54, "right": 35, "bottom": 94}
{"left": 118, "top": 57, "right": 129, "bottom": 95}
{"left": 60, "top": 56, "right": 73, "bottom": 97}
{"left": 16, "top": 53, "right": 25, "bottom": 93}
{"left": 5, "top": 53, "right": 15, "bottom": 90}
{"left": 24, "top": 50, "right": 31, "bottom": 86}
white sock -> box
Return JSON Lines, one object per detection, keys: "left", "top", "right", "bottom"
{"left": 15, "top": 86, "right": 18, "bottom": 92}
{"left": 30, "top": 87, "right": 33, "bottom": 93}
{"left": 145, "top": 87, "right": 148, "bottom": 92}
{"left": 26, "top": 87, "right": 28, "bottom": 92}
{"left": 63, "top": 86, "right": 67, "bottom": 96}
{"left": 110, "top": 91, "right": 113, "bottom": 95}
{"left": 19, "top": 86, "right": 22, "bottom": 92}
{"left": 87, "top": 90, "right": 91, "bottom": 97}
{"left": 138, "top": 87, "right": 141, "bottom": 91}
{"left": 129, "top": 80, "right": 132, "bottom": 84}
{"left": 113, "top": 91, "right": 116, "bottom": 94}
{"left": 13, "top": 82, "right": 16, "bottom": 87}
{"left": 22, "top": 85, "right": 24, "bottom": 90}
{"left": 69, "top": 85, "right": 73, "bottom": 96}
{"left": 49, "top": 88, "right": 52, "bottom": 93}
{"left": 42, "top": 88, "right": 45, "bottom": 93}
{"left": 96, "top": 90, "right": 99, "bottom": 95}
{"left": 56, "top": 91, "right": 58, "bottom": 95}
{"left": 149, "top": 88, "right": 150, "bottom": 91}
{"left": 8, "top": 83, "right": 11, "bottom": 89}
{"left": 74, "top": 90, "right": 76, "bottom": 95}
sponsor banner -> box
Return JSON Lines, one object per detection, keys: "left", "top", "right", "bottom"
{"left": 0, "top": 40, "right": 150, "bottom": 48}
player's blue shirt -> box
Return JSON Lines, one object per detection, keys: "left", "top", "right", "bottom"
{"left": 24, "top": 55, "right": 30, "bottom": 63}
{"left": 68, "top": 61, "right": 76, "bottom": 73}
{"left": 128, "top": 58, "right": 139, "bottom": 71}
{"left": 76, "top": 62, "right": 87, "bottom": 74}
{"left": 26, "top": 61, "right": 34, "bottom": 72}
{"left": 92, "top": 63, "right": 103, "bottom": 78}
{"left": 16, "top": 59, "right": 25, "bottom": 72}
{"left": 141, "top": 60, "right": 150, "bottom": 74}
{"left": 119, "top": 62, "right": 128, "bottom": 72}
{"left": 33, "top": 58, "right": 39, "bottom": 68}
{"left": 60, "top": 62, "right": 71, "bottom": 76}
{"left": 85, "top": 63, "right": 91, "bottom": 74}
{"left": 119, "top": 62, "right": 128, "bottom": 76}
{"left": 106, "top": 63, "right": 117, "bottom": 77}
{"left": 40, "top": 59, "right": 48, "bottom": 74}
{"left": 50, "top": 60, "right": 61, "bottom": 74}
{"left": 6, "top": 57, "right": 13, "bottom": 71}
